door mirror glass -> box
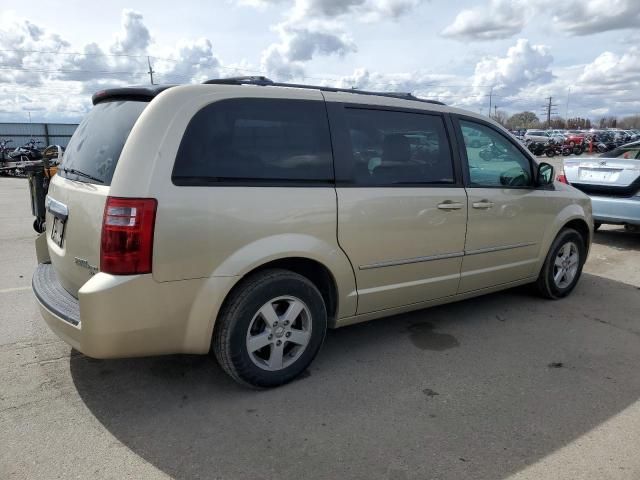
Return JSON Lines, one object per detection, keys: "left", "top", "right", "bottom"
{"left": 537, "top": 162, "right": 554, "bottom": 186}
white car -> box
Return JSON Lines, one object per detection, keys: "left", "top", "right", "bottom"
{"left": 524, "top": 130, "right": 564, "bottom": 144}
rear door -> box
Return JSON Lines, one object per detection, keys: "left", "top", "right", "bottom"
{"left": 45, "top": 100, "right": 148, "bottom": 295}
{"left": 454, "top": 116, "right": 556, "bottom": 293}
{"left": 328, "top": 101, "right": 467, "bottom": 314}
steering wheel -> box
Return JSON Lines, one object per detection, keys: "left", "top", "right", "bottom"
{"left": 500, "top": 167, "right": 529, "bottom": 187}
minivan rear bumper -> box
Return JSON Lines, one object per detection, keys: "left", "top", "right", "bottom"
{"left": 33, "top": 263, "right": 83, "bottom": 351}
{"left": 32, "top": 263, "right": 217, "bottom": 358}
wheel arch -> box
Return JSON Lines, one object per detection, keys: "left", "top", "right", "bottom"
{"left": 185, "top": 234, "right": 357, "bottom": 354}
{"left": 231, "top": 256, "right": 341, "bottom": 328}
{"left": 562, "top": 218, "right": 591, "bottom": 254}
{"left": 535, "top": 208, "right": 592, "bottom": 277}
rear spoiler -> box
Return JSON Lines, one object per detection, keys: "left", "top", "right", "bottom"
{"left": 92, "top": 85, "right": 177, "bottom": 105}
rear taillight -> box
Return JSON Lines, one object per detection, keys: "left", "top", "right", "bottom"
{"left": 557, "top": 172, "right": 568, "bottom": 184}
{"left": 100, "top": 197, "right": 157, "bottom": 275}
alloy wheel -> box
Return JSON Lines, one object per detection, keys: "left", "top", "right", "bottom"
{"left": 553, "top": 241, "right": 579, "bottom": 289}
{"left": 245, "top": 296, "right": 312, "bottom": 371}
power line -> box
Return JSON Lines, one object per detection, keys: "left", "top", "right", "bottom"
{"left": 0, "top": 65, "right": 147, "bottom": 75}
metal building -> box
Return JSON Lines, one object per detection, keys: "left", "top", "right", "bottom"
{"left": 0, "top": 123, "right": 78, "bottom": 150}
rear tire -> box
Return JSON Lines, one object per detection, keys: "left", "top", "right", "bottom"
{"left": 213, "top": 269, "right": 327, "bottom": 388}
{"left": 536, "top": 228, "right": 586, "bottom": 299}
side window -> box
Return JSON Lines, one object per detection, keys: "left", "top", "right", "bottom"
{"left": 460, "top": 120, "right": 533, "bottom": 187}
{"left": 344, "top": 108, "right": 454, "bottom": 185}
{"left": 172, "top": 98, "right": 333, "bottom": 184}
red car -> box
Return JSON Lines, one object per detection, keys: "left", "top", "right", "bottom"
{"left": 564, "top": 132, "right": 585, "bottom": 147}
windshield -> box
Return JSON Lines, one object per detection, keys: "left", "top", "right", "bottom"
{"left": 60, "top": 100, "right": 148, "bottom": 185}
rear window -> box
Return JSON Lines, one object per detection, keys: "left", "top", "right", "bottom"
{"left": 172, "top": 98, "right": 333, "bottom": 185}
{"left": 60, "top": 100, "right": 147, "bottom": 185}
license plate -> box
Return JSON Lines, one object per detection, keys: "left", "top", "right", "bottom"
{"left": 50, "top": 216, "right": 66, "bottom": 247}
{"left": 578, "top": 169, "right": 614, "bottom": 182}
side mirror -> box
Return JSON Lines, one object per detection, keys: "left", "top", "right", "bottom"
{"left": 537, "top": 162, "right": 554, "bottom": 186}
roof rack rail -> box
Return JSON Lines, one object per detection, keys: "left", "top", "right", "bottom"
{"left": 202, "top": 76, "right": 445, "bottom": 105}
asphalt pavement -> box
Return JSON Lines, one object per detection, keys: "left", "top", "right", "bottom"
{"left": 1, "top": 176, "right": 639, "bottom": 480}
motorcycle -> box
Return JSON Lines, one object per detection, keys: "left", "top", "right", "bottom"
{"left": 0, "top": 139, "right": 13, "bottom": 176}
{"left": 4, "top": 139, "right": 44, "bottom": 177}
{"left": 584, "top": 135, "right": 609, "bottom": 154}
{"left": 526, "top": 140, "right": 547, "bottom": 156}
{"left": 9, "top": 138, "right": 43, "bottom": 161}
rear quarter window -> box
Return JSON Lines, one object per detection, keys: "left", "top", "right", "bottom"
{"left": 172, "top": 98, "right": 334, "bottom": 185}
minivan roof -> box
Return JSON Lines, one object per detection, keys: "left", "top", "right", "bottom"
{"left": 92, "top": 76, "right": 446, "bottom": 106}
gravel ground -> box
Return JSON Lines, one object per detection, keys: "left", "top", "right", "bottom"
{"left": 1, "top": 176, "right": 639, "bottom": 480}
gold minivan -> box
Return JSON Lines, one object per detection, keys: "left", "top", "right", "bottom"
{"left": 32, "top": 77, "right": 592, "bottom": 387}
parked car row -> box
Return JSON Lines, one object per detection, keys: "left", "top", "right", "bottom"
{"left": 509, "top": 128, "right": 640, "bottom": 157}
{"left": 513, "top": 128, "right": 640, "bottom": 146}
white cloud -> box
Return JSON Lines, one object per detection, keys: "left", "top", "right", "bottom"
{"left": 0, "top": 11, "right": 70, "bottom": 86}
{"left": 442, "top": 0, "right": 640, "bottom": 40}
{"left": 260, "top": 24, "right": 355, "bottom": 79}
{"left": 261, "top": 44, "right": 306, "bottom": 81}
{"left": 551, "top": 0, "right": 640, "bottom": 36}
{"left": 110, "top": 9, "right": 151, "bottom": 54}
{"left": 0, "top": 5, "right": 638, "bottom": 122}
{"left": 0, "top": 9, "right": 227, "bottom": 121}
{"left": 253, "top": 0, "right": 422, "bottom": 79}
{"left": 248, "top": 0, "right": 423, "bottom": 20}
{"left": 153, "top": 39, "right": 221, "bottom": 84}
{"left": 442, "top": 0, "right": 525, "bottom": 40}
{"left": 578, "top": 47, "right": 640, "bottom": 87}
{"left": 471, "top": 39, "right": 553, "bottom": 93}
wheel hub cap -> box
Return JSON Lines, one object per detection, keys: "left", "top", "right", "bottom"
{"left": 245, "top": 296, "right": 312, "bottom": 371}
{"left": 553, "top": 241, "right": 579, "bottom": 289}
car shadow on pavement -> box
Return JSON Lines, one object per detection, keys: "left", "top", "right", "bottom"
{"left": 70, "top": 273, "right": 640, "bottom": 480}
{"left": 593, "top": 226, "right": 640, "bottom": 252}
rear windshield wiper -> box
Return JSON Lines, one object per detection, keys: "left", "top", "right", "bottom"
{"left": 61, "top": 167, "right": 104, "bottom": 184}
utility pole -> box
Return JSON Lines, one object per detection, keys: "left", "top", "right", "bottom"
{"left": 542, "top": 96, "right": 558, "bottom": 128}
{"left": 565, "top": 88, "right": 571, "bottom": 126}
{"left": 488, "top": 86, "right": 494, "bottom": 118}
{"left": 147, "top": 56, "right": 155, "bottom": 85}
{"left": 494, "top": 105, "right": 498, "bottom": 118}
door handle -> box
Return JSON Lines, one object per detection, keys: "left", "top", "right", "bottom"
{"left": 437, "top": 201, "right": 464, "bottom": 211}
{"left": 472, "top": 200, "right": 495, "bottom": 209}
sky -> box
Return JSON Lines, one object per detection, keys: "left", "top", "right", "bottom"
{"left": 0, "top": 0, "right": 639, "bottom": 123}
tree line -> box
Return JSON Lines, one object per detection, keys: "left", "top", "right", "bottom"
{"left": 491, "top": 111, "right": 640, "bottom": 130}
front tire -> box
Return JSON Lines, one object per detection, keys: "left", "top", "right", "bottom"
{"left": 536, "top": 228, "right": 586, "bottom": 299}
{"left": 213, "top": 269, "right": 327, "bottom": 388}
